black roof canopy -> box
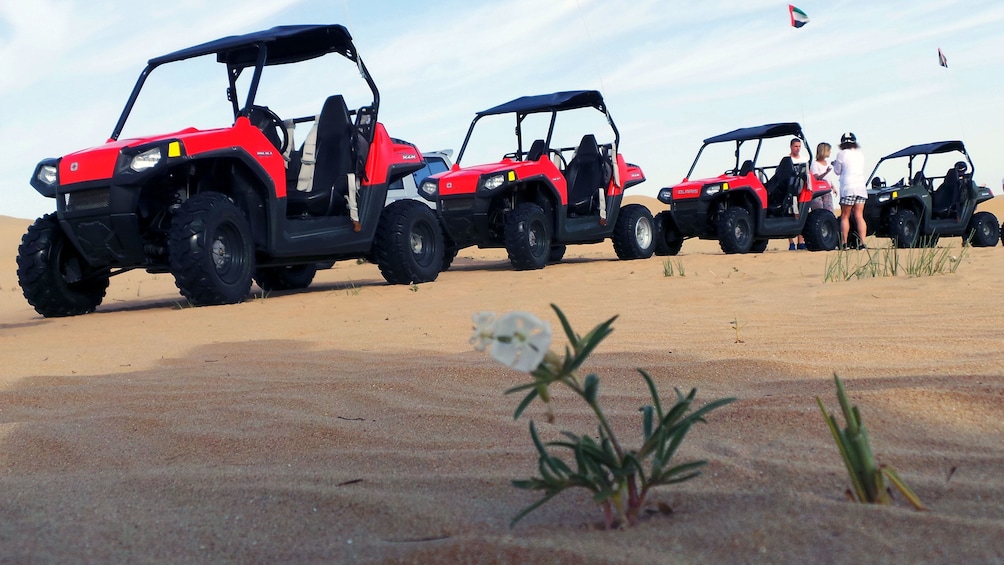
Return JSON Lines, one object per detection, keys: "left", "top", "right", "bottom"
{"left": 476, "top": 90, "right": 606, "bottom": 117}
{"left": 148, "top": 24, "right": 356, "bottom": 68}
{"left": 704, "top": 122, "right": 804, "bottom": 144}
{"left": 881, "top": 140, "right": 966, "bottom": 160}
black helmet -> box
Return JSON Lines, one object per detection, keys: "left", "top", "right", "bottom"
{"left": 955, "top": 161, "right": 968, "bottom": 174}
{"left": 840, "top": 132, "right": 857, "bottom": 145}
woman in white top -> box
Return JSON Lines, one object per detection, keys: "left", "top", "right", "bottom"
{"left": 831, "top": 132, "right": 868, "bottom": 249}
{"left": 809, "top": 142, "right": 839, "bottom": 213}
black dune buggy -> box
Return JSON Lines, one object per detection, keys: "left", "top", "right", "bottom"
{"left": 656, "top": 122, "right": 839, "bottom": 254}
{"left": 18, "top": 24, "right": 443, "bottom": 317}
{"left": 417, "top": 90, "right": 649, "bottom": 270}
{"left": 863, "top": 140, "right": 998, "bottom": 247}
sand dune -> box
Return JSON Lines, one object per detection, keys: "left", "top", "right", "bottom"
{"left": 1, "top": 200, "right": 1003, "bottom": 563}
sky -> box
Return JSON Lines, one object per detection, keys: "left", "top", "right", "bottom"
{"left": 2, "top": 0, "right": 1003, "bottom": 220}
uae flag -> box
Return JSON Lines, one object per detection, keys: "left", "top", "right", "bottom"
{"left": 789, "top": 5, "right": 809, "bottom": 28}
{"left": 938, "top": 48, "right": 948, "bottom": 68}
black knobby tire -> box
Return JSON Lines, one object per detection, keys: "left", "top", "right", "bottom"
{"left": 750, "top": 239, "right": 769, "bottom": 253}
{"left": 717, "top": 207, "right": 754, "bottom": 254}
{"left": 505, "top": 202, "right": 551, "bottom": 270}
{"left": 373, "top": 199, "right": 445, "bottom": 284}
{"left": 887, "top": 209, "right": 919, "bottom": 248}
{"left": 254, "top": 264, "right": 318, "bottom": 292}
{"left": 168, "top": 192, "right": 254, "bottom": 306}
{"left": 441, "top": 245, "right": 460, "bottom": 272}
{"left": 653, "top": 211, "right": 683, "bottom": 256}
{"left": 17, "top": 213, "right": 109, "bottom": 317}
{"left": 548, "top": 245, "right": 567, "bottom": 263}
{"left": 966, "top": 211, "right": 999, "bottom": 247}
{"left": 803, "top": 209, "right": 840, "bottom": 251}
{"left": 611, "top": 204, "right": 656, "bottom": 260}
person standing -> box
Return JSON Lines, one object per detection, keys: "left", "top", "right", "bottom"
{"left": 809, "top": 142, "right": 839, "bottom": 213}
{"left": 787, "top": 138, "right": 809, "bottom": 250}
{"left": 831, "top": 132, "right": 868, "bottom": 249}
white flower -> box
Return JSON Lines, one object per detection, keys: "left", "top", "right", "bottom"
{"left": 489, "top": 311, "right": 552, "bottom": 372}
{"left": 470, "top": 311, "right": 497, "bottom": 351}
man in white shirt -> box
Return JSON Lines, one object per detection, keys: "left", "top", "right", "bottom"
{"left": 788, "top": 138, "right": 808, "bottom": 250}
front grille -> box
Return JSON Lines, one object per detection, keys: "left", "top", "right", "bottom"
{"left": 442, "top": 197, "right": 475, "bottom": 212}
{"left": 66, "top": 188, "right": 110, "bottom": 212}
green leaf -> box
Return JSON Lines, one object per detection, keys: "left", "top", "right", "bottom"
{"left": 512, "top": 389, "right": 540, "bottom": 420}
{"left": 686, "top": 396, "right": 737, "bottom": 422}
{"left": 639, "top": 369, "right": 664, "bottom": 419}
{"left": 550, "top": 304, "right": 581, "bottom": 348}
{"left": 583, "top": 373, "right": 599, "bottom": 405}
{"left": 642, "top": 405, "right": 654, "bottom": 442}
{"left": 881, "top": 465, "right": 927, "bottom": 511}
{"left": 817, "top": 395, "right": 868, "bottom": 503}
{"left": 565, "top": 318, "right": 616, "bottom": 373}
{"left": 504, "top": 382, "right": 539, "bottom": 395}
{"left": 510, "top": 491, "right": 562, "bottom": 528}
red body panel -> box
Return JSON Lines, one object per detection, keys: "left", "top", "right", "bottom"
{"left": 363, "top": 123, "right": 421, "bottom": 186}
{"left": 670, "top": 172, "right": 830, "bottom": 207}
{"left": 57, "top": 118, "right": 288, "bottom": 196}
{"left": 435, "top": 153, "right": 641, "bottom": 205}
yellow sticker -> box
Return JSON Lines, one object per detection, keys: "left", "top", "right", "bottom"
{"left": 892, "top": 191, "right": 898, "bottom": 198}
{"left": 168, "top": 141, "right": 181, "bottom": 158}
{"left": 507, "top": 171, "right": 516, "bottom": 181}
{"left": 722, "top": 182, "right": 729, "bottom": 191}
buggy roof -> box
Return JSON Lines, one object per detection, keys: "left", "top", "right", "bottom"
{"left": 703, "top": 122, "right": 803, "bottom": 144}
{"left": 476, "top": 90, "right": 605, "bottom": 117}
{"left": 881, "top": 140, "right": 966, "bottom": 160}
{"left": 149, "top": 24, "right": 356, "bottom": 68}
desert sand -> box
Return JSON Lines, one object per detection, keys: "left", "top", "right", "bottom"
{"left": 1, "top": 197, "right": 1002, "bottom": 564}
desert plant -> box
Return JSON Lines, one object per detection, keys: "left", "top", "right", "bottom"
{"left": 344, "top": 280, "right": 361, "bottom": 296}
{"left": 662, "top": 259, "right": 674, "bottom": 277}
{"left": 471, "top": 305, "right": 735, "bottom": 529}
{"left": 824, "top": 241, "right": 969, "bottom": 282}
{"left": 816, "top": 374, "right": 926, "bottom": 510}
{"left": 730, "top": 315, "right": 744, "bottom": 343}
{"left": 662, "top": 259, "right": 685, "bottom": 277}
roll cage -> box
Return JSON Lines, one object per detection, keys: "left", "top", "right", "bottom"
{"left": 684, "top": 122, "right": 810, "bottom": 180}
{"left": 110, "top": 24, "right": 379, "bottom": 143}
{"left": 867, "top": 140, "right": 973, "bottom": 188}
{"left": 454, "top": 90, "right": 620, "bottom": 166}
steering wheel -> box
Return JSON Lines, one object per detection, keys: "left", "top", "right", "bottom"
{"left": 548, "top": 149, "right": 568, "bottom": 169}
{"left": 247, "top": 105, "right": 289, "bottom": 155}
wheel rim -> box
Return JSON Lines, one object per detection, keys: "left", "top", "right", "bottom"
{"left": 211, "top": 223, "right": 246, "bottom": 284}
{"left": 410, "top": 232, "right": 425, "bottom": 255}
{"left": 635, "top": 217, "right": 653, "bottom": 248}
{"left": 735, "top": 217, "right": 751, "bottom": 245}
{"left": 528, "top": 219, "right": 546, "bottom": 257}
{"left": 410, "top": 220, "right": 435, "bottom": 265}
{"left": 54, "top": 237, "right": 84, "bottom": 286}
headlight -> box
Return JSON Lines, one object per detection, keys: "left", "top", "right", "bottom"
{"left": 130, "top": 147, "right": 162, "bottom": 172}
{"left": 878, "top": 194, "right": 891, "bottom": 203}
{"left": 658, "top": 187, "right": 673, "bottom": 202}
{"left": 703, "top": 182, "right": 727, "bottom": 196}
{"left": 419, "top": 180, "right": 438, "bottom": 200}
{"left": 482, "top": 173, "right": 506, "bottom": 191}
{"left": 37, "top": 164, "right": 58, "bottom": 185}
